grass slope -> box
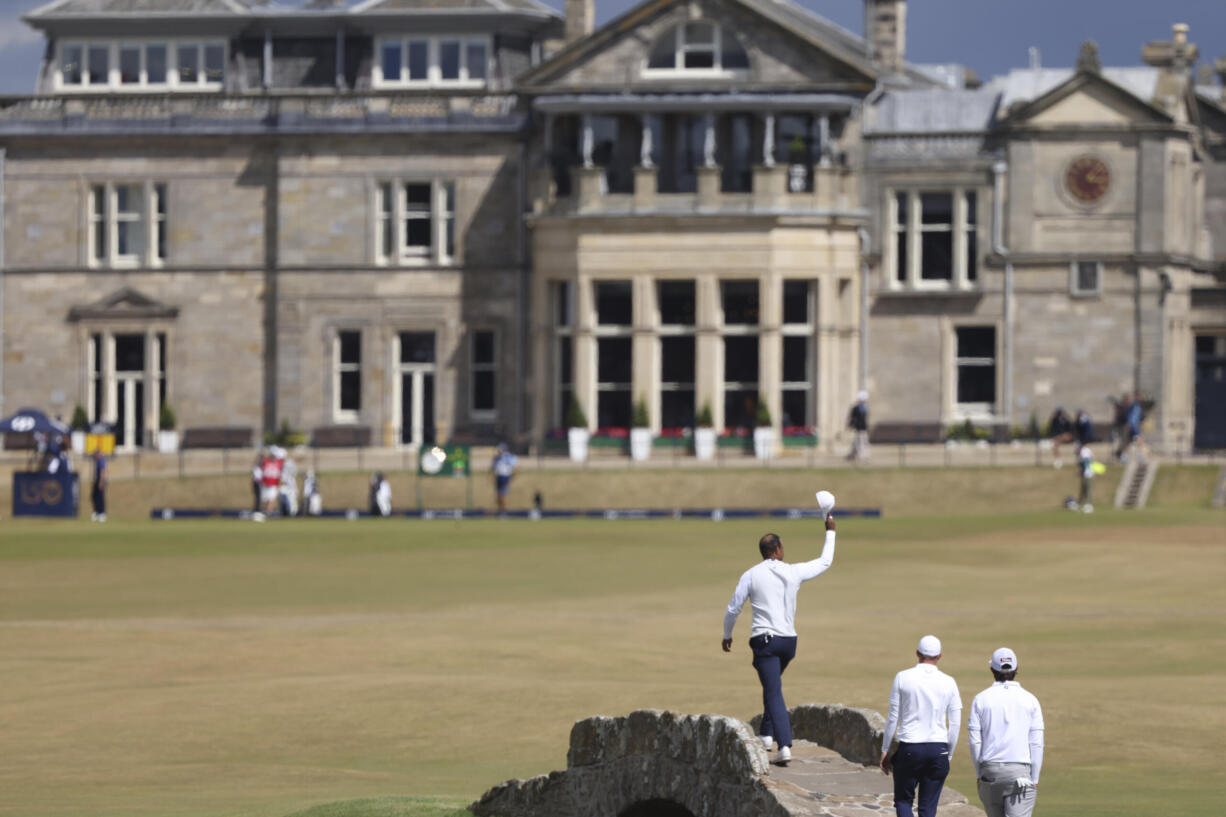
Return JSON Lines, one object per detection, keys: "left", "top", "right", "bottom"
{"left": 0, "top": 510, "right": 1222, "bottom": 817}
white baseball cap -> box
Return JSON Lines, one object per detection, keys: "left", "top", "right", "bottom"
{"left": 917, "top": 635, "right": 942, "bottom": 657}
{"left": 990, "top": 647, "right": 1018, "bottom": 672}
{"left": 857, "top": 391, "right": 868, "bottom": 402}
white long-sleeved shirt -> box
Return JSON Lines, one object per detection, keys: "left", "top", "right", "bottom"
{"left": 723, "top": 531, "right": 835, "bottom": 640}
{"left": 968, "top": 681, "right": 1045, "bottom": 783}
{"left": 881, "top": 663, "right": 962, "bottom": 756}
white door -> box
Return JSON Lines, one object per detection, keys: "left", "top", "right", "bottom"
{"left": 395, "top": 332, "right": 437, "bottom": 448}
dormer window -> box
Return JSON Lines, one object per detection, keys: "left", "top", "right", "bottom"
{"left": 57, "top": 40, "right": 225, "bottom": 91}
{"left": 646, "top": 22, "right": 749, "bottom": 74}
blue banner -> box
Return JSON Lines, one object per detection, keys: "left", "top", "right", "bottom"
{"left": 13, "top": 471, "right": 80, "bottom": 518}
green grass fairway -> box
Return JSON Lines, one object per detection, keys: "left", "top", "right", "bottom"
{"left": 1, "top": 510, "right": 1223, "bottom": 817}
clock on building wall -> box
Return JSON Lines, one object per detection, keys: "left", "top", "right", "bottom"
{"left": 1064, "top": 155, "right": 1111, "bottom": 204}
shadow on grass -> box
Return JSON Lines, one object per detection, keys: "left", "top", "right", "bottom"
{"left": 282, "top": 796, "right": 469, "bottom": 817}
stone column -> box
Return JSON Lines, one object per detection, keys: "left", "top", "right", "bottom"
{"left": 695, "top": 277, "right": 722, "bottom": 430}
{"left": 758, "top": 275, "right": 782, "bottom": 433}
{"left": 632, "top": 275, "right": 658, "bottom": 432}
{"left": 530, "top": 273, "right": 553, "bottom": 443}
{"left": 145, "top": 329, "right": 158, "bottom": 447}
{"left": 572, "top": 276, "right": 596, "bottom": 431}
{"left": 102, "top": 332, "right": 116, "bottom": 426}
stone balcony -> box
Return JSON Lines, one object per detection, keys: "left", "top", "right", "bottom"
{"left": 533, "top": 162, "right": 863, "bottom": 219}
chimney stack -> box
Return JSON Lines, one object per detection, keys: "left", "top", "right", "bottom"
{"left": 864, "top": 0, "right": 906, "bottom": 74}
{"left": 565, "top": 0, "right": 595, "bottom": 44}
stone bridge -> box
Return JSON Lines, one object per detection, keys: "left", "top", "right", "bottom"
{"left": 472, "top": 705, "right": 985, "bottom": 817}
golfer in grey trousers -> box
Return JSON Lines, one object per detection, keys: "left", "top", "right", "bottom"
{"left": 968, "top": 648, "right": 1045, "bottom": 817}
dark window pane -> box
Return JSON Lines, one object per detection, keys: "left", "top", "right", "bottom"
{"left": 723, "top": 389, "right": 757, "bottom": 429}
{"left": 781, "top": 389, "right": 808, "bottom": 427}
{"left": 381, "top": 41, "right": 402, "bottom": 81}
{"left": 921, "top": 231, "right": 953, "bottom": 280}
{"left": 473, "top": 331, "right": 495, "bottom": 364}
{"left": 722, "top": 35, "right": 749, "bottom": 69}
{"left": 558, "top": 337, "right": 573, "bottom": 386}
{"left": 88, "top": 44, "right": 109, "bottom": 85}
{"left": 965, "top": 191, "right": 978, "bottom": 226}
{"left": 895, "top": 191, "right": 908, "bottom": 222}
{"left": 723, "top": 336, "right": 758, "bottom": 382}
{"left": 178, "top": 44, "right": 198, "bottom": 83}
{"left": 204, "top": 44, "right": 224, "bottom": 83}
{"left": 1076, "top": 262, "right": 1098, "bottom": 292}
{"left": 966, "top": 230, "right": 978, "bottom": 282}
{"left": 647, "top": 29, "right": 676, "bottom": 69}
{"left": 408, "top": 40, "right": 428, "bottom": 79}
{"left": 782, "top": 336, "right": 809, "bottom": 382}
{"left": 555, "top": 282, "right": 572, "bottom": 327}
{"left": 596, "top": 281, "right": 632, "bottom": 326}
{"left": 957, "top": 327, "right": 995, "bottom": 359}
{"left": 406, "top": 183, "right": 431, "bottom": 211}
{"left": 658, "top": 280, "right": 695, "bottom": 325}
{"left": 897, "top": 231, "right": 908, "bottom": 283}
{"left": 920, "top": 192, "right": 952, "bottom": 224}
{"left": 722, "top": 280, "right": 759, "bottom": 325}
{"left": 783, "top": 281, "right": 810, "bottom": 324}
{"left": 157, "top": 334, "right": 167, "bottom": 376}
{"left": 120, "top": 46, "right": 140, "bottom": 84}
{"left": 597, "top": 390, "right": 632, "bottom": 428}
{"left": 957, "top": 365, "right": 995, "bottom": 404}
{"left": 473, "top": 371, "right": 495, "bottom": 411}
{"left": 339, "top": 331, "right": 361, "bottom": 364}
{"left": 340, "top": 370, "right": 361, "bottom": 411}
{"left": 400, "top": 332, "right": 435, "bottom": 363}
{"left": 684, "top": 50, "right": 715, "bottom": 69}
{"left": 597, "top": 337, "right": 632, "bottom": 384}
{"left": 661, "top": 390, "right": 695, "bottom": 428}
{"left": 466, "top": 41, "right": 487, "bottom": 80}
{"left": 62, "top": 45, "right": 82, "bottom": 84}
{"left": 115, "top": 334, "right": 145, "bottom": 372}
{"left": 439, "top": 40, "right": 460, "bottom": 80}
{"left": 406, "top": 218, "right": 431, "bottom": 248}
{"left": 661, "top": 336, "right": 695, "bottom": 383}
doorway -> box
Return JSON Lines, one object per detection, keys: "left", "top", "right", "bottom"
{"left": 397, "top": 331, "right": 436, "bottom": 447}
{"left": 114, "top": 334, "right": 147, "bottom": 450}
{"left": 1194, "top": 334, "right": 1226, "bottom": 450}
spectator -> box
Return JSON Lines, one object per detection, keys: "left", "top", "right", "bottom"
{"left": 1076, "top": 445, "right": 1096, "bottom": 514}
{"left": 90, "top": 451, "right": 107, "bottom": 523}
{"left": 260, "top": 447, "right": 283, "bottom": 515}
{"left": 304, "top": 470, "right": 322, "bottom": 517}
{"left": 370, "top": 472, "right": 391, "bottom": 517}
{"left": 1123, "top": 392, "right": 1146, "bottom": 463}
{"left": 1074, "top": 409, "right": 1093, "bottom": 447}
{"left": 847, "top": 391, "right": 869, "bottom": 463}
{"left": 279, "top": 454, "right": 299, "bottom": 517}
{"left": 1046, "top": 407, "right": 1074, "bottom": 466}
{"left": 251, "top": 455, "right": 263, "bottom": 513}
{"left": 491, "top": 443, "right": 518, "bottom": 516}
{"left": 1110, "top": 393, "right": 1129, "bottom": 461}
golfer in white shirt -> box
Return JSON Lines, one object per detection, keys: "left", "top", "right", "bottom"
{"left": 722, "top": 515, "right": 837, "bottom": 766}
{"left": 968, "top": 648, "right": 1044, "bottom": 817}
{"left": 880, "top": 635, "right": 962, "bottom": 817}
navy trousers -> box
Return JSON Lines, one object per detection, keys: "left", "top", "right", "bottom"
{"left": 891, "top": 741, "right": 950, "bottom": 817}
{"left": 749, "top": 633, "right": 797, "bottom": 748}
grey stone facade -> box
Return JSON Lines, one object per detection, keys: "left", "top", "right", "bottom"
{"left": 1, "top": 0, "right": 1223, "bottom": 452}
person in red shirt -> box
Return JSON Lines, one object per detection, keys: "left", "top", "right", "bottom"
{"left": 260, "top": 448, "right": 283, "bottom": 515}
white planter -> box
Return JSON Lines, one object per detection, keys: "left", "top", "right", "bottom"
{"left": 753, "top": 427, "right": 775, "bottom": 460}
{"left": 567, "top": 427, "right": 589, "bottom": 463}
{"left": 70, "top": 430, "right": 86, "bottom": 454}
{"left": 629, "top": 428, "right": 652, "bottom": 461}
{"left": 694, "top": 427, "right": 716, "bottom": 460}
{"left": 157, "top": 429, "right": 179, "bottom": 454}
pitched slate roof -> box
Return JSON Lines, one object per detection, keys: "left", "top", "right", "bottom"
{"left": 25, "top": 0, "right": 253, "bottom": 16}
{"left": 355, "top": 0, "right": 557, "bottom": 14}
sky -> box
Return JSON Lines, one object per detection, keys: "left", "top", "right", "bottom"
{"left": 1, "top": 0, "right": 1224, "bottom": 94}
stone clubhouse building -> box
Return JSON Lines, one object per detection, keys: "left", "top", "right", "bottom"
{"left": 1, "top": 0, "right": 1224, "bottom": 454}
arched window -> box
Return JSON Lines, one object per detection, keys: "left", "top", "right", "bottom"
{"left": 645, "top": 22, "right": 749, "bottom": 73}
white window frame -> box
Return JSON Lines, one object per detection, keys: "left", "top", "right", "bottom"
{"left": 56, "top": 40, "right": 225, "bottom": 92}
{"left": 469, "top": 329, "right": 498, "bottom": 420}
{"left": 780, "top": 280, "right": 815, "bottom": 428}
{"left": 372, "top": 35, "right": 490, "bottom": 88}
{"left": 1070, "top": 260, "right": 1102, "bottom": 297}
{"left": 88, "top": 181, "right": 166, "bottom": 268}
{"left": 950, "top": 323, "right": 999, "bottom": 420}
{"left": 888, "top": 189, "right": 981, "bottom": 292}
{"left": 374, "top": 178, "right": 457, "bottom": 266}
{"left": 643, "top": 21, "right": 748, "bottom": 77}
{"left": 333, "top": 330, "right": 362, "bottom": 423}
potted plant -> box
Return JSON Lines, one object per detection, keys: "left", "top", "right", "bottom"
{"left": 157, "top": 400, "right": 179, "bottom": 453}
{"left": 629, "top": 398, "right": 651, "bottom": 461}
{"left": 752, "top": 398, "right": 774, "bottom": 460}
{"left": 69, "top": 404, "right": 88, "bottom": 454}
{"left": 694, "top": 402, "right": 716, "bottom": 461}
{"left": 565, "top": 396, "right": 589, "bottom": 463}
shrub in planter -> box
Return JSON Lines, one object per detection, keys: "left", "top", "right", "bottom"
{"left": 157, "top": 401, "right": 179, "bottom": 453}
{"left": 629, "top": 399, "right": 651, "bottom": 461}
{"left": 693, "top": 402, "right": 716, "bottom": 460}
{"left": 565, "top": 397, "right": 589, "bottom": 463}
{"left": 753, "top": 398, "right": 774, "bottom": 459}
{"left": 69, "top": 404, "right": 89, "bottom": 453}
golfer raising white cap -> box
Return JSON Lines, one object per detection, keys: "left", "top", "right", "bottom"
{"left": 968, "top": 648, "right": 1045, "bottom": 817}
{"left": 879, "top": 635, "right": 962, "bottom": 817}
{"left": 722, "top": 515, "right": 837, "bottom": 766}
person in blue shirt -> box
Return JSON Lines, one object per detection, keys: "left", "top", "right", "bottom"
{"left": 90, "top": 451, "right": 107, "bottom": 522}
{"left": 491, "top": 443, "right": 518, "bottom": 516}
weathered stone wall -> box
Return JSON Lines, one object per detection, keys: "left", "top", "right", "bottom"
{"left": 754, "top": 703, "right": 886, "bottom": 766}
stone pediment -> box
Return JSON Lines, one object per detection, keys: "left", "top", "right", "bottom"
{"left": 1002, "top": 70, "right": 1173, "bottom": 129}
{"left": 67, "top": 287, "right": 179, "bottom": 322}
{"left": 519, "top": 0, "right": 878, "bottom": 95}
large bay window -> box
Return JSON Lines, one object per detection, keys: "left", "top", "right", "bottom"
{"left": 658, "top": 281, "right": 696, "bottom": 429}
{"left": 89, "top": 182, "right": 168, "bottom": 267}
{"left": 781, "top": 280, "right": 815, "bottom": 428}
{"left": 59, "top": 40, "right": 225, "bottom": 90}
{"left": 721, "top": 280, "right": 760, "bottom": 429}
{"left": 595, "top": 281, "right": 633, "bottom": 428}
{"left": 375, "top": 179, "right": 457, "bottom": 266}
{"left": 890, "top": 190, "right": 980, "bottom": 289}
{"left": 374, "top": 36, "right": 489, "bottom": 87}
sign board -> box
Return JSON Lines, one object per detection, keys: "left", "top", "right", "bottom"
{"left": 13, "top": 471, "right": 80, "bottom": 517}
{"left": 85, "top": 433, "right": 115, "bottom": 455}
{"left": 417, "top": 444, "right": 470, "bottom": 477}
